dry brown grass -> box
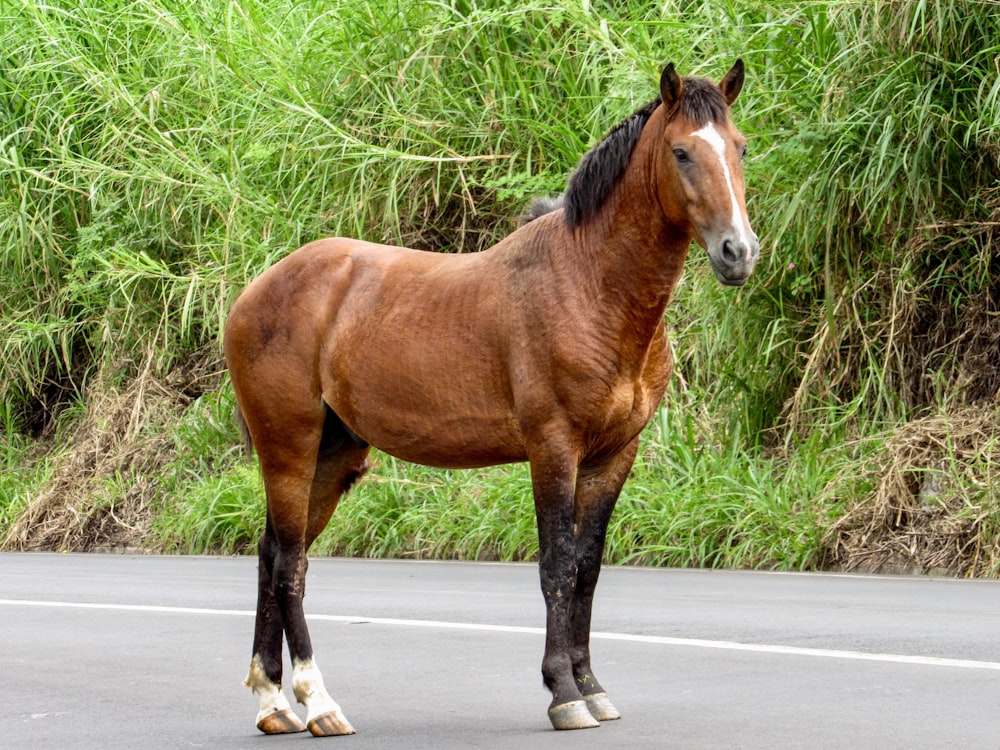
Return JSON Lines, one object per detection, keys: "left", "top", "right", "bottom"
{"left": 824, "top": 405, "right": 1000, "bottom": 576}
{"left": 1, "top": 357, "right": 219, "bottom": 552}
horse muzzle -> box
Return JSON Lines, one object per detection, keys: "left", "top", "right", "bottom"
{"left": 708, "top": 233, "right": 759, "bottom": 286}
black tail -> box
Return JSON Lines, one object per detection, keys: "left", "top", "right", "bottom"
{"left": 235, "top": 407, "right": 254, "bottom": 458}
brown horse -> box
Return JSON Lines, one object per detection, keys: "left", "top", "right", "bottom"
{"left": 224, "top": 59, "right": 758, "bottom": 735}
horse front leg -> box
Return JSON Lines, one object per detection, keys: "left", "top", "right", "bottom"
{"left": 529, "top": 446, "right": 601, "bottom": 730}
{"left": 568, "top": 440, "right": 640, "bottom": 723}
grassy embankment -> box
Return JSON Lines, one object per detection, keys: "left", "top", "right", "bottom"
{"left": 2, "top": 1, "right": 998, "bottom": 574}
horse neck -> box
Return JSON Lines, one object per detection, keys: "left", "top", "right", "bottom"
{"left": 564, "top": 113, "right": 691, "bottom": 348}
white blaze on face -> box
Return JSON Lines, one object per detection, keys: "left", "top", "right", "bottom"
{"left": 691, "top": 122, "right": 753, "bottom": 259}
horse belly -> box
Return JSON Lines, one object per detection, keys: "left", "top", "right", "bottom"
{"left": 375, "top": 423, "right": 526, "bottom": 470}
{"left": 308, "top": 243, "right": 527, "bottom": 468}
{"left": 339, "top": 391, "right": 526, "bottom": 469}
{"left": 322, "top": 341, "right": 526, "bottom": 469}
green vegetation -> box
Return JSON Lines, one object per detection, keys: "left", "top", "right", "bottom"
{"left": 2, "top": 0, "right": 998, "bottom": 575}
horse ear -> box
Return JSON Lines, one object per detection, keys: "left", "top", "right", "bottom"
{"left": 719, "top": 58, "right": 745, "bottom": 106}
{"left": 660, "top": 63, "right": 683, "bottom": 110}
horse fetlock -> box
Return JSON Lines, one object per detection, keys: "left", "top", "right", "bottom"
{"left": 245, "top": 653, "right": 281, "bottom": 697}
{"left": 575, "top": 670, "right": 602, "bottom": 694}
{"left": 291, "top": 657, "right": 327, "bottom": 705}
{"left": 291, "top": 658, "right": 354, "bottom": 734}
{"left": 572, "top": 668, "right": 618, "bottom": 720}
{"left": 246, "top": 654, "right": 306, "bottom": 734}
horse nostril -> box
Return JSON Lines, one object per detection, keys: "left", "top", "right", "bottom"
{"left": 721, "top": 239, "right": 740, "bottom": 265}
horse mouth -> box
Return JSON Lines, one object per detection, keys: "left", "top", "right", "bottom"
{"left": 706, "top": 237, "right": 758, "bottom": 287}
{"left": 709, "top": 260, "right": 752, "bottom": 286}
{"left": 718, "top": 275, "right": 749, "bottom": 287}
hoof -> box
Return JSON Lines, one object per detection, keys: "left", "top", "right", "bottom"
{"left": 585, "top": 692, "right": 621, "bottom": 721}
{"left": 548, "top": 700, "right": 601, "bottom": 730}
{"left": 256, "top": 708, "right": 306, "bottom": 734}
{"left": 307, "top": 710, "right": 356, "bottom": 737}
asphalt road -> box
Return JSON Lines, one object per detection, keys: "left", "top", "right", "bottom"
{"left": 2, "top": 553, "right": 999, "bottom": 748}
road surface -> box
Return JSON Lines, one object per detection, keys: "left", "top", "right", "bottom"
{"left": 2, "top": 553, "right": 999, "bottom": 748}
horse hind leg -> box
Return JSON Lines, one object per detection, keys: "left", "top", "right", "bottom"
{"left": 289, "top": 406, "right": 371, "bottom": 737}
{"left": 246, "top": 403, "right": 369, "bottom": 736}
{"left": 245, "top": 523, "right": 307, "bottom": 734}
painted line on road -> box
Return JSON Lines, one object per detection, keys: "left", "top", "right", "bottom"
{"left": 3, "top": 598, "right": 999, "bottom": 672}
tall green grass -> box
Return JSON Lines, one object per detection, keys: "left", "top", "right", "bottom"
{"left": 2, "top": 0, "right": 998, "bottom": 571}
{"left": 746, "top": 0, "right": 1000, "bottom": 425}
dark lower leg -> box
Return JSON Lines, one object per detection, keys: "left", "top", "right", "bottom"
{"left": 538, "top": 512, "right": 581, "bottom": 710}
{"left": 532, "top": 455, "right": 599, "bottom": 730}
{"left": 567, "top": 449, "right": 635, "bottom": 718}
{"left": 277, "top": 452, "right": 365, "bottom": 738}
{"left": 569, "top": 506, "right": 614, "bottom": 697}
{"left": 247, "top": 529, "right": 305, "bottom": 733}
{"left": 272, "top": 543, "right": 354, "bottom": 735}
{"left": 251, "top": 528, "right": 284, "bottom": 683}
{"left": 272, "top": 545, "right": 313, "bottom": 661}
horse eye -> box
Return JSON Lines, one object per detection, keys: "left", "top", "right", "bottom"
{"left": 673, "top": 148, "right": 689, "bottom": 163}
{"left": 740, "top": 144, "right": 748, "bottom": 160}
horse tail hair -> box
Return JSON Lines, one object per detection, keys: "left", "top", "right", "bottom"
{"left": 519, "top": 194, "right": 565, "bottom": 225}
{"left": 235, "top": 406, "right": 254, "bottom": 458}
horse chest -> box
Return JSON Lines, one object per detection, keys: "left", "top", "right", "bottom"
{"left": 603, "top": 379, "right": 641, "bottom": 424}
{"left": 579, "top": 375, "right": 654, "bottom": 449}
{"left": 575, "top": 340, "right": 671, "bottom": 459}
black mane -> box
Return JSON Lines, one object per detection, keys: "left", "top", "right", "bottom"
{"left": 563, "top": 77, "right": 729, "bottom": 229}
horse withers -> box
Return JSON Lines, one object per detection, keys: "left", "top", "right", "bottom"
{"left": 224, "top": 59, "right": 758, "bottom": 735}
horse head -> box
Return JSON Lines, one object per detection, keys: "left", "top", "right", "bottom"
{"left": 655, "top": 60, "right": 759, "bottom": 286}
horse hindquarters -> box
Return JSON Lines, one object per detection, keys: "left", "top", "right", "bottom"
{"left": 226, "top": 256, "right": 370, "bottom": 735}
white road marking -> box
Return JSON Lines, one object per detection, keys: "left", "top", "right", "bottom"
{"left": 691, "top": 122, "right": 752, "bottom": 255}
{"left": 3, "top": 597, "right": 999, "bottom": 671}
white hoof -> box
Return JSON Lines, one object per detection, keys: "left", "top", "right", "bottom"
{"left": 585, "top": 692, "right": 621, "bottom": 721}
{"left": 548, "top": 699, "right": 601, "bottom": 730}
